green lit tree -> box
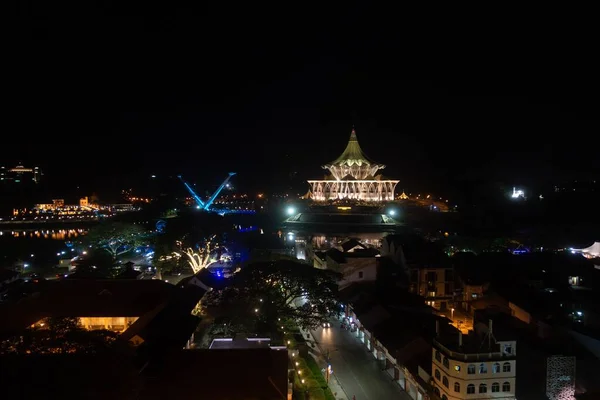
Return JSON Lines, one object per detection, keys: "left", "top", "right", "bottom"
{"left": 83, "top": 222, "right": 147, "bottom": 259}
{"left": 219, "top": 260, "right": 341, "bottom": 333}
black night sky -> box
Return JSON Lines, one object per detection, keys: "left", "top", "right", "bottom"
{"left": 6, "top": 4, "right": 599, "bottom": 198}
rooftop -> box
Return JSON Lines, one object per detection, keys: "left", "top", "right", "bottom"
{"left": 325, "top": 247, "right": 380, "bottom": 264}
{"left": 434, "top": 318, "right": 516, "bottom": 362}
{"left": 292, "top": 213, "right": 392, "bottom": 225}
{"left": 141, "top": 348, "right": 289, "bottom": 400}
{"left": 324, "top": 128, "right": 381, "bottom": 168}
{"left": 123, "top": 279, "right": 206, "bottom": 350}
{"left": 0, "top": 279, "right": 173, "bottom": 334}
{"left": 209, "top": 334, "right": 275, "bottom": 349}
{"left": 339, "top": 281, "right": 426, "bottom": 315}
{"left": 0, "top": 268, "right": 19, "bottom": 282}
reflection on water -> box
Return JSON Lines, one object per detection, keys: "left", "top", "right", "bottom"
{"left": 312, "top": 233, "right": 385, "bottom": 250}
{"left": 288, "top": 232, "right": 389, "bottom": 261}
{"left": 0, "top": 229, "right": 88, "bottom": 240}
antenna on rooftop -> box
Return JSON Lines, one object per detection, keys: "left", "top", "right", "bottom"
{"left": 479, "top": 319, "right": 497, "bottom": 352}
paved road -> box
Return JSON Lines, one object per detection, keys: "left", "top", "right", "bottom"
{"left": 311, "top": 321, "right": 411, "bottom": 400}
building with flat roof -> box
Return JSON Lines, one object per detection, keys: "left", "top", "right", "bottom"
{"left": 209, "top": 333, "right": 287, "bottom": 350}
{"left": 140, "top": 347, "right": 290, "bottom": 399}
{"left": 432, "top": 319, "right": 516, "bottom": 400}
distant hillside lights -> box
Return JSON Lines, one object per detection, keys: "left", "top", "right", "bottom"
{"left": 128, "top": 197, "right": 151, "bottom": 203}
{"left": 0, "top": 164, "right": 42, "bottom": 183}
{"left": 396, "top": 191, "right": 454, "bottom": 212}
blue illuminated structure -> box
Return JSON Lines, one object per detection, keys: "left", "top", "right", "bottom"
{"left": 156, "top": 220, "right": 167, "bottom": 233}
{"left": 204, "top": 172, "right": 236, "bottom": 211}
{"left": 178, "top": 176, "right": 206, "bottom": 209}
{"left": 178, "top": 173, "right": 255, "bottom": 215}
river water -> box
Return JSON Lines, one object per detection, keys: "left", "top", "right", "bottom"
{"left": 0, "top": 227, "right": 88, "bottom": 271}
{"left": 0, "top": 218, "right": 396, "bottom": 275}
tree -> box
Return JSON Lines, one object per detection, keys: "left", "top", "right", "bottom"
{"left": 152, "top": 241, "right": 181, "bottom": 279}
{"left": 72, "top": 250, "right": 116, "bottom": 278}
{"left": 46, "top": 316, "right": 80, "bottom": 335}
{"left": 83, "top": 222, "right": 147, "bottom": 259}
{"left": 219, "top": 260, "right": 341, "bottom": 333}
{"left": 179, "top": 235, "right": 217, "bottom": 274}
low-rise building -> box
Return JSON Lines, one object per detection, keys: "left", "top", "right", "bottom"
{"left": 339, "top": 283, "right": 436, "bottom": 400}
{"left": 409, "top": 263, "right": 455, "bottom": 311}
{"left": 324, "top": 239, "right": 380, "bottom": 288}
{"left": 140, "top": 346, "right": 290, "bottom": 399}
{"left": 0, "top": 279, "right": 173, "bottom": 335}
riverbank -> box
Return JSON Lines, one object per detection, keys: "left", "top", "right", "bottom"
{"left": 0, "top": 220, "right": 99, "bottom": 229}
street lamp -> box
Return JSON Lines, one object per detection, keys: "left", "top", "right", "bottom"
{"left": 451, "top": 308, "right": 455, "bottom": 320}
{"left": 325, "top": 348, "right": 337, "bottom": 383}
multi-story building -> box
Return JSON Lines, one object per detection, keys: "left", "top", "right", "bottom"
{"left": 409, "top": 264, "right": 455, "bottom": 311}
{"left": 432, "top": 320, "right": 516, "bottom": 400}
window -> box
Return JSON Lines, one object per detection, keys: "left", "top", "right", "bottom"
{"left": 435, "top": 351, "right": 441, "bottom": 362}
{"left": 442, "top": 395, "right": 448, "bottom": 400}
{"left": 467, "top": 384, "right": 475, "bottom": 394}
{"left": 467, "top": 364, "right": 476, "bottom": 374}
{"left": 435, "top": 369, "right": 441, "bottom": 380}
{"left": 443, "top": 357, "right": 449, "bottom": 368}
{"left": 426, "top": 271, "right": 437, "bottom": 282}
{"left": 492, "top": 382, "right": 500, "bottom": 392}
{"left": 479, "top": 363, "right": 488, "bottom": 374}
{"left": 503, "top": 344, "right": 513, "bottom": 355}
{"left": 410, "top": 270, "right": 418, "bottom": 282}
{"left": 442, "top": 376, "right": 449, "bottom": 388}
{"left": 502, "top": 382, "right": 511, "bottom": 392}
{"left": 434, "top": 387, "right": 440, "bottom": 396}
{"left": 358, "top": 271, "right": 364, "bottom": 279}
{"left": 479, "top": 383, "right": 487, "bottom": 394}
{"left": 492, "top": 362, "right": 500, "bottom": 373}
{"left": 454, "top": 382, "right": 460, "bottom": 393}
{"left": 503, "top": 362, "right": 511, "bottom": 372}
{"left": 444, "top": 282, "right": 451, "bottom": 294}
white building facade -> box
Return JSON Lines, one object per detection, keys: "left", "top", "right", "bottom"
{"left": 432, "top": 333, "right": 517, "bottom": 400}
{"left": 307, "top": 128, "right": 398, "bottom": 202}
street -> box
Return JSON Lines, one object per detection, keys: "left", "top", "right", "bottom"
{"left": 311, "top": 321, "right": 412, "bottom": 400}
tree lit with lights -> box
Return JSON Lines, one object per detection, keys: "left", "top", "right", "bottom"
{"left": 180, "top": 235, "right": 217, "bottom": 274}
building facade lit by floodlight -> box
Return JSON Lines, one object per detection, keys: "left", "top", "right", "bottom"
{"left": 511, "top": 187, "right": 525, "bottom": 199}
{"left": 307, "top": 128, "right": 398, "bottom": 201}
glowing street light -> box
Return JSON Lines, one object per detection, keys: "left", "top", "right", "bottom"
{"left": 286, "top": 206, "right": 296, "bottom": 216}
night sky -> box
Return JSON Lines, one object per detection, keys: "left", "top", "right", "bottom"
{"left": 6, "top": 4, "right": 599, "bottom": 197}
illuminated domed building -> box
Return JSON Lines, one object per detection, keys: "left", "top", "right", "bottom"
{"left": 307, "top": 128, "right": 399, "bottom": 202}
